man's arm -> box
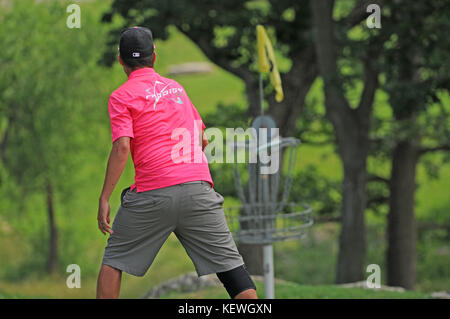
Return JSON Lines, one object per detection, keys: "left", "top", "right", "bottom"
{"left": 202, "top": 130, "right": 208, "bottom": 151}
{"left": 97, "top": 136, "right": 131, "bottom": 235}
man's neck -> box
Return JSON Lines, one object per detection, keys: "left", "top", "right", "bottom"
{"left": 126, "top": 66, "right": 152, "bottom": 77}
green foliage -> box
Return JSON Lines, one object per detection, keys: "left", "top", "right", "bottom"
{"left": 102, "top": 0, "right": 313, "bottom": 100}
{"left": 203, "top": 103, "right": 250, "bottom": 129}
{"left": 381, "top": 0, "right": 450, "bottom": 128}
{"left": 416, "top": 231, "right": 450, "bottom": 291}
{"left": 0, "top": 0, "right": 114, "bottom": 276}
{"left": 0, "top": 0, "right": 106, "bottom": 192}
{"left": 289, "top": 166, "right": 341, "bottom": 217}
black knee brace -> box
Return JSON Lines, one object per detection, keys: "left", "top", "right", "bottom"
{"left": 216, "top": 265, "right": 256, "bottom": 298}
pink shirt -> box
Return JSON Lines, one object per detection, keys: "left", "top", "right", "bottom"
{"left": 108, "top": 68, "right": 213, "bottom": 192}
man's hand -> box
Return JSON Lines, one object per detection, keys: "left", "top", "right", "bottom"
{"left": 97, "top": 198, "right": 113, "bottom": 235}
{"left": 97, "top": 136, "right": 131, "bottom": 235}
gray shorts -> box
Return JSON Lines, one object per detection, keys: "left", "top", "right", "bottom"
{"left": 102, "top": 181, "right": 244, "bottom": 277}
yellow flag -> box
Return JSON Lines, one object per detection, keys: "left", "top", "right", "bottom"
{"left": 257, "top": 25, "right": 284, "bottom": 102}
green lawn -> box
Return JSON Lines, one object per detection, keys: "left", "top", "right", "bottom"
{"left": 160, "top": 279, "right": 430, "bottom": 299}
{"left": 0, "top": 277, "right": 430, "bottom": 299}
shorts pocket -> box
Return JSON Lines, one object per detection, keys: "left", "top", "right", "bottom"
{"left": 122, "top": 190, "right": 171, "bottom": 213}
{"left": 214, "top": 191, "right": 225, "bottom": 204}
{"left": 190, "top": 189, "right": 224, "bottom": 211}
{"left": 120, "top": 187, "right": 131, "bottom": 206}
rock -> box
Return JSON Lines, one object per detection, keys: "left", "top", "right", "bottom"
{"left": 142, "top": 272, "right": 266, "bottom": 299}
{"left": 431, "top": 291, "right": 450, "bottom": 299}
{"left": 167, "top": 62, "right": 213, "bottom": 75}
{"left": 141, "top": 272, "right": 222, "bottom": 299}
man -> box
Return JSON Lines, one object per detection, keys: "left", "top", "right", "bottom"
{"left": 96, "top": 26, "right": 257, "bottom": 299}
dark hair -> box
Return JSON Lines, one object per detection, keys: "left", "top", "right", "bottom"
{"left": 121, "top": 53, "right": 154, "bottom": 69}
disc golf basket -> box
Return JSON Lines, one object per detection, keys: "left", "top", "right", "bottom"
{"left": 225, "top": 115, "right": 314, "bottom": 299}
{"left": 223, "top": 24, "right": 313, "bottom": 298}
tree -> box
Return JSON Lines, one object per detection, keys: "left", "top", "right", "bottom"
{"left": 378, "top": 0, "right": 450, "bottom": 289}
{"left": 311, "top": 0, "right": 383, "bottom": 283}
{"left": 0, "top": 0, "right": 106, "bottom": 274}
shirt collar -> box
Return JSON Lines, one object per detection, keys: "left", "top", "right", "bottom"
{"left": 128, "top": 67, "right": 155, "bottom": 80}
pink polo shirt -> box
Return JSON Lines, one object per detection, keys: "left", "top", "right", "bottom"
{"left": 108, "top": 67, "right": 213, "bottom": 192}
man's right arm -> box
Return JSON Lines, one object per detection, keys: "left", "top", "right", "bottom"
{"left": 97, "top": 137, "right": 130, "bottom": 235}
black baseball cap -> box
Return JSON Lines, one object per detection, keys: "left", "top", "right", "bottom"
{"left": 119, "top": 26, "right": 154, "bottom": 60}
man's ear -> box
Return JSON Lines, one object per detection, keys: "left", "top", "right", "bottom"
{"left": 118, "top": 54, "right": 124, "bottom": 66}
{"left": 153, "top": 52, "right": 157, "bottom": 66}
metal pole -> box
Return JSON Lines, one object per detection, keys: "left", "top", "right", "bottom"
{"left": 263, "top": 244, "right": 275, "bottom": 299}
{"left": 259, "top": 71, "right": 274, "bottom": 299}
{"left": 259, "top": 73, "right": 264, "bottom": 116}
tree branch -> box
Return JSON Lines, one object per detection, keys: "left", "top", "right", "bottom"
{"left": 340, "top": 0, "right": 384, "bottom": 29}
{"left": 310, "top": 0, "right": 352, "bottom": 124}
{"left": 177, "top": 27, "right": 253, "bottom": 82}
{"left": 367, "top": 196, "right": 390, "bottom": 206}
{"left": 419, "top": 144, "right": 450, "bottom": 155}
{"left": 176, "top": 27, "right": 260, "bottom": 116}
{"left": 367, "top": 174, "right": 390, "bottom": 185}
{"left": 314, "top": 215, "right": 341, "bottom": 224}
{"left": 418, "top": 222, "right": 450, "bottom": 233}
{"left": 356, "top": 58, "right": 379, "bottom": 128}
{"left": 268, "top": 46, "right": 318, "bottom": 135}
{"left": 299, "top": 138, "right": 334, "bottom": 146}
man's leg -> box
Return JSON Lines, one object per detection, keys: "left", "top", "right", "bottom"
{"left": 96, "top": 264, "right": 122, "bottom": 299}
{"left": 176, "top": 183, "right": 257, "bottom": 299}
{"left": 217, "top": 265, "right": 258, "bottom": 299}
{"left": 235, "top": 288, "right": 258, "bottom": 299}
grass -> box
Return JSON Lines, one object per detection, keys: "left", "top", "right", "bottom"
{"left": 160, "top": 279, "right": 430, "bottom": 299}
{"left": 0, "top": 279, "right": 430, "bottom": 299}
{"left": 0, "top": 234, "right": 197, "bottom": 299}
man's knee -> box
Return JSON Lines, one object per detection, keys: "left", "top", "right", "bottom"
{"left": 100, "top": 264, "right": 122, "bottom": 274}
{"left": 235, "top": 288, "right": 258, "bottom": 299}
{"left": 216, "top": 265, "right": 257, "bottom": 299}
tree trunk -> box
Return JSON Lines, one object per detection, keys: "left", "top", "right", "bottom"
{"left": 311, "top": 0, "right": 377, "bottom": 284}
{"left": 46, "top": 180, "right": 58, "bottom": 274}
{"left": 269, "top": 47, "right": 318, "bottom": 137}
{"left": 335, "top": 120, "right": 370, "bottom": 283}
{"left": 387, "top": 140, "right": 419, "bottom": 289}
{"left": 336, "top": 152, "right": 368, "bottom": 283}
{"left": 245, "top": 77, "right": 261, "bottom": 119}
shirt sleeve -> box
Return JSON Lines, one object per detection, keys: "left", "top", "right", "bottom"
{"left": 190, "top": 101, "right": 206, "bottom": 130}
{"left": 108, "top": 93, "right": 134, "bottom": 143}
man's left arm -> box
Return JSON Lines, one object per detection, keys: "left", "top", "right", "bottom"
{"left": 97, "top": 136, "right": 131, "bottom": 235}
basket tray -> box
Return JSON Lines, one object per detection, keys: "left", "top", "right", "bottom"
{"left": 225, "top": 202, "right": 313, "bottom": 245}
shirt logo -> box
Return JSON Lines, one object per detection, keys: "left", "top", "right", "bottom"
{"left": 145, "top": 80, "right": 184, "bottom": 110}
{"left": 171, "top": 97, "right": 184, "bottom": 104}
